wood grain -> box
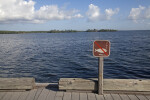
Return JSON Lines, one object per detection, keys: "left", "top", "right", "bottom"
{"left": 0, "top": 78, "right": 35, "bottom": 90}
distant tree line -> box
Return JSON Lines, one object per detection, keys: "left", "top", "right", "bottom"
{"left": 0, "top": 29, "right": 117, "bottom": 34}
{"left": 86, "top": 29, "right": 117, "bottom": 32}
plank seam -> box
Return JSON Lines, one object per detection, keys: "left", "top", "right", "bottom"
{"left": 0, "top": 92, "right": 6, "bottom": 100}
{"left": 33, "top": 88, "right": 43, "bottom": 100}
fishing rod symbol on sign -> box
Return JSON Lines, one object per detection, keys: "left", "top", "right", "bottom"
{"left": 93, "top": 40, "right": 110, "bottom": 57}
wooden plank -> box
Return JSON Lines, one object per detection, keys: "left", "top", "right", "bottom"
{"left": 136, "top": 95, "right": 148, "bottom": 100}
{"left": 87, "top": 93, "right": 96, "bottom": 100}
{"left": 0, "top": 78, "right": 35, "bottom": 90}
{"left": 128, "top": 95, "right": 139, "bottom": 100}
{"left": 103, "top": 94, "right": 113, "bottom": 100}
{"left": 26, "top": 89, "right": 37, "bottom": 100}
{"left": 34, "top": 88, "right": 44, "bottom": 100}
{"left": 0, "top": 92, "right": 6, "bottom": 100}
{"left": 37, "top": 89, "right": 49, "bottom": 100}
{"left": 72, "top": 92, "right": 79, "bottom": 100}
{"left": 46, "top": 90, "right": 56, "bottom": 100}
{"left": 145, "top": 95, "right": 150, "bottom": 100}
{"left": 59, "top": 78, "right": 150, "bottom": 92}
{"left": 55, "top": 92, "right": 64, "bottom": 100}
{"left": 111, "top": 94, "right": 122, "bottom": 100}
{"left": 95, "top": 94, "right": 105, "bottom": 100}
{"left": 80, "top": 93, "right": 87, "bottom": 100}
{"left": 18, "top": 91, "right": 29, "bottom": 100}
{"left": 104, "top": 90, "right": 150, "bottom": 94}
{"left": 1, "top": 92, "right": 12, "bottom": 100}
{"left": 63, "top": 92, "right": 71, "bottom": 100}
{"left": 10, "top": 92, "right": 22, "bottom": 100}
{"left": 119, "top": 94, "right": 130, "bottom": 100}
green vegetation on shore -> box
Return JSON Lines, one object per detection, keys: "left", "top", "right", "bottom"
{"left": 86, "top": 29, "right": 117, "bottom": 32}
{"left": 0, "top": 29, "right": 117, "bottom": 34}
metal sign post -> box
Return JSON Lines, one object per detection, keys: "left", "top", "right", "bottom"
{"left": 93, "top": 40, "right": 110, "bottom": 95}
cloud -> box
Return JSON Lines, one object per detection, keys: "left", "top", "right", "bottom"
{"left": 105, "top": 8, "right": 119, "bottom": 20}
{"left": 128, "top": 5, "right": 145, "bottom": 22}
{"left": 0, "top": 0, "right": 83, "bottom": 23}
{"left": 145, "top": 6, "right": 150, "bottom": 19}
{"left": 129, "top": 5, "right": 150, "bottom": 22}
{"left": 86, "top": 4, "right": 119, "bottom": 22}
{"left": 86, "top": 4, "right": 100, "bottom": 21}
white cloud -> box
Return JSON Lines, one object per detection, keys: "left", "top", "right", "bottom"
{"left": 145, "top": 6, "right": 150, "bottom": 19}
{"left": 86, "top": 4, "right": 100, "bottom": 21}
{"left": 105, "top": 8, "right": 119, "bottom": 20}
{"left": 86, "top": 4, "right": 119, "bottom": 22}
{"left": 128, "top": 5, "right": 145, "bottom": 22}
{"left": 0, "top": 0, "right": 83, "bottom": 23}
{"left": 128, "top": 5, "right": 150, "bottom": 23}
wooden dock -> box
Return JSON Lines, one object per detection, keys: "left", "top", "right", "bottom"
{"left": 0, "top": 87, "right": 150, "bottom": 100}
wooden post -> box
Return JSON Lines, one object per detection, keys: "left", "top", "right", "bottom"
{"left": 98, "top": 57, "right": 103, "bottom": 95}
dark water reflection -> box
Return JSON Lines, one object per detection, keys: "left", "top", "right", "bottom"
{"left": 0, "top": 31, "right": 150, "bottom": 82}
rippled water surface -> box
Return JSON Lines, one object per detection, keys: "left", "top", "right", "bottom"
{"left": 0, "top": 31, "right": 150, "bottom": 82}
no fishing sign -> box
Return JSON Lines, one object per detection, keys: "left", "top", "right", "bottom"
{"left": 93, "top": 40, "right": 110, "bottom": 57}
{"left": 93, "top": 40, "right": 110, "bottom": 95}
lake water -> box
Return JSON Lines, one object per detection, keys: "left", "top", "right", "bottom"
{"left": 0, "top": 31, "right": 150, "bottom": 82}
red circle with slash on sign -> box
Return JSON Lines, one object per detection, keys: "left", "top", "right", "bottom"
{"left": 93, "top": 40, "right": 110, "bottom": 57}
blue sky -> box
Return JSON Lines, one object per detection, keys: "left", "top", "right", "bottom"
{"left": 0, "top": 0, "right": 150, "bottom": 31}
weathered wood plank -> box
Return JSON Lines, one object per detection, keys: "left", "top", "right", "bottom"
{"left": 37, "top": 89, "right": 49, "bottom": 100}
{"left": 95, "top": 94, "right": 105, "bottom": 100}
{"left": 1, "top": 92, "right": 12, "bottom": 100}
{"left": 80, "top": 93, "right": 87, "bottom": 100}
{"left": 119, "top": 94, "right": 130, "bottom": 100}
{"left": 59, "top": 78, "right": 150, "bottom": 92}
{"left": 145, "top": 95, "right": 150, "bottom": 100}
{"left": 10, "top": 92, "right": 22, "bottom": 100}
{"left": 46, "top": 90, "right": 56, "bottom": 100}
{"left": 0, "top": 92, "right": 6, "bottom": 100}
{"left": 72, "top": 92, "right": 79, "bottom": 100}
{"left": 18, "top": 91, "right": 29, "bottom": 100}
{"left": 111, "top": 94, "right": 122, "bottom": 100}
{"left": 0, "top": 78, "right": 35, "bottom": 90}
{"left": 128, "top": 95, "right": 139, "bottom": 100}
{"left": 55, "top": 92, "right": 64, "bottom": 100}
{"left": 34, "top": 88, "right": 43, "bottom": 100}
{"left": 63, "top": 92, "right": 71, "bottom": 100}
{"left": 26, "top": 89, "right": 37, "bottom": 100}
{"left": 103, "top": 94, "right": 113, "bottom": 100}
{"left": 136, "top": 95, "right": 148, "bottom": 100}
{"left": 87, "top": 93, "right": 96, "bottom": 100}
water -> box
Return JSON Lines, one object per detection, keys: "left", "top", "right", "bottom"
{"left": 0, "top": 31, "right": 150, "bottom": 82}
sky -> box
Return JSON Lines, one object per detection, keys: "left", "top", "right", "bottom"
{"left": 0, "top": 0, "right": 150, "bottom": 31}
